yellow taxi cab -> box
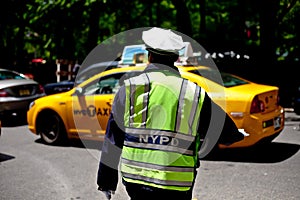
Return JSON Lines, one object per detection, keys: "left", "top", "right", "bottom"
{"left": 27, "top": 66, "right": 145, "bottom": 144}
{"left": 27, "top": 65, "right": 284, "bottom": 149}
{"left": 179, "top": 66, "right": 284, "bottom": 148}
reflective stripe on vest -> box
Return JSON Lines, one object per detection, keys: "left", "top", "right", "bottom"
{"left": 122, "top": 71, "right": 205, "bottom": 191}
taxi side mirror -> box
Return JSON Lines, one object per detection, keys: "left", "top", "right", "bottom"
{"left": 74, "top": 87, "right": 83, "bottom": 96}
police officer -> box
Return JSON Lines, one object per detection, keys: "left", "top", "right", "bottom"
{"left": 97, "top": 27, "right": 244, "bottom": 200}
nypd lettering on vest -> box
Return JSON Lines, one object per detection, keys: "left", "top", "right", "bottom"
{"left": 139, "top": 134, "right": 179, "bottom": 146}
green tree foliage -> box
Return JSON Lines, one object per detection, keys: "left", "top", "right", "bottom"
{"left": 0, "top": 0, "right": 299, "bottom": 69}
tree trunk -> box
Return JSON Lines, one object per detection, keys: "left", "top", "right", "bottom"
{"left": 199, "top": 0, "right": 206, "bottom": 35}
{"left": 258, "top": 0, "right": 279, "bottom": 65}
{"left": 86, "top": 1, "right": 102, "bottom": 52}
{"left": 171, "top": 0, "right": 192, "bottom": 37}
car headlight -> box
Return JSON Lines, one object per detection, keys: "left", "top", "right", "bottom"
{"left": 29, "top": 101, "right": 35, "bottom": 109}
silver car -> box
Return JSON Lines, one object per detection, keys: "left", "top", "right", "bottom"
{"left": 0, "top": 68, "right": 45, "bottom": 119}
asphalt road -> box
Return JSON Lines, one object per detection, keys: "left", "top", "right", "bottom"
{"left": 0, "top": 111, "right": 299, "bottom": 200}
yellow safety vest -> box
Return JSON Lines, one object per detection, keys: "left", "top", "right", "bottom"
{"left": 121, "top": 70, "right": 205, "bottom": 191}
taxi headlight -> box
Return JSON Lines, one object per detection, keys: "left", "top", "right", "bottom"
{"left": 29, "top": 101, "right": 35, "bottom": 109}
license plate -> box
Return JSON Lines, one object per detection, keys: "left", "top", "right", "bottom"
{"left": 274, "top": 116, "right": 281, "bottom": 130}
{"left": 19, "top": 89, "right": 30, "bottom": 96}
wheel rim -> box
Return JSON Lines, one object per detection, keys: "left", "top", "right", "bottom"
{"left": 39, "top": 114, "right": 61, "bottom": 144}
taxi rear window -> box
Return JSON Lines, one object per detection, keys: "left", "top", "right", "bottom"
{"left": 188, "top": 69, "right": 248, "bottom": 88}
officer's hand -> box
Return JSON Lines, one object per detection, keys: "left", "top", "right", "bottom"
{"left": 102, "top": 190, "right": 115, "bottom": 199}
{"left": 238, "top": 129, "right": 249, "bottom": 137}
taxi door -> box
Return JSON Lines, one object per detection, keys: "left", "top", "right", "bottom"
{"left": 66, "top": 73, "right": 121, "bottom": 141}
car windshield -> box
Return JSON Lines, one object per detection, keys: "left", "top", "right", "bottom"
{"left": 74, "top": 61, "right": 119, "bottom": 86}
{"left": 0, "top": 70, "right": 26, "bottom": 80}
{"left": 188, "top": 68, "right": 249, "bottom": 88}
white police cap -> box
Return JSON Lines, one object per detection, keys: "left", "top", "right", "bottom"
{"left": 142, "top": 27, "right": 185, "bottom": 55}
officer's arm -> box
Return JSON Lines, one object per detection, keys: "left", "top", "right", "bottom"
{"left": 198, "top": 92, "right": 244, "bottom": 146}
{"left": 218, "top": 108, "right": 244, "bottom": 145}
{"left": 97, "top": 87, "right": 125, "bottom": 191}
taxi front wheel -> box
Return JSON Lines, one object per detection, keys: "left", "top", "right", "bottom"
{"left": 37, "top": 112, "right": 67, "bottom": 145}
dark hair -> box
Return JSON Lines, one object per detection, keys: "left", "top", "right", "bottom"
{"left": 148, "top": 51, "right": 179, "bottom": 67}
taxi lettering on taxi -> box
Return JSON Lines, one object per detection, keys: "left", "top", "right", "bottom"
{"left": 73, "top": 105, "right": 111, "bottom": 117}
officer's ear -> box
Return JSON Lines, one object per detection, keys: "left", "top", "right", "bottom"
{"left": 148, "top": 52, "right": 154, "bottom": 63}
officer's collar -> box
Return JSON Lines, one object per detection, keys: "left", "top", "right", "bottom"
{"left": 144, "top": 63, "right": 180, "bottom": 75}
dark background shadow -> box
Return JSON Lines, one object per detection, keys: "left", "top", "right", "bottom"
{"left": 0, "top": 153, "right": 15, "bottom": 162}
{"left": 34, "top": 138, "right": 103, "bottom": 150}
{"left": 204, "top": 142, "right": 300, "bottom": 163}
{"left": 35, "top": 138, "right": 300, "bottom": 164}
{"left": 1, "top": 114, "right": 27, "bottom": 127}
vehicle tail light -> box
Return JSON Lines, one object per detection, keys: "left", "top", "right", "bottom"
{"left": 250, "top": 95, "right": 265, "bottom": 114}
{"left": 37, "top": 84, "right": 44, "bottom": 94}
{"left": 275, "top": 89, "right": 281, "bottom": 106}
{"left": 0, "top": 89, "right": 9, "bottom": 97}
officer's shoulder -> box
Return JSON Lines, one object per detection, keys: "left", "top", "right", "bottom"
{"left": 120, "top": 71, "right": 143, "bottom": 83}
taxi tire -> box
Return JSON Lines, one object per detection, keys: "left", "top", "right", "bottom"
{"left": 37, "top": 112, "right": 67, "bottom": 145}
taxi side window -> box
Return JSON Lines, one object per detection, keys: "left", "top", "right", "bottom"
{"left": 81, "top": 73, "right": 125, "bottom": 95}
{"left": 97, "top": 78, "right": 117, "bottom": 94}
{"left": 81, "top": 80, "right": 99, "bottom": 95}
